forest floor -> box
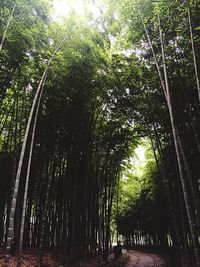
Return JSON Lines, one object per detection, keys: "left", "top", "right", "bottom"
{"left": 124, "top": 249, "right": 167, "bottom": 267}
{"left": 0, "top": 248, "right": 168, "bottom": 267}
{"left": 0, "top": 248, "right": 62, "bottom": 266}
{"left": 0, "top": 248, "right": 118, "bottom": 267}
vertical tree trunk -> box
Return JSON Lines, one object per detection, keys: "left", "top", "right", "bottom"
{"left": 138, "top": 8, "right": 167, "bottom": 99}
{"left": 0, "top": 2, "right": 16, "bottom": 53}
{"left": 38, "top": 160, "right": 54, "bottom": 267}
{"left": 4, "top": 38, "right": 67, "bottom": 264}
{"left": 4, "top": 67, "right": 49, "bottom": 265}
{"left": 158, "top": 14, "right": 200, "bottom": 266}
{"left": 18, "top": 73, "right": 47, "bottom": 252}
{"left": 138, "top": 7, "right": 200, "bottom": 265}
{"left": 188, "top": 8, "right": 200, "bottom": 103}
{"left": 149, "top": 127, "right": 188, "bottom": 266}
{"left": 177, "top": 132, "right": 200, "bottom": 221}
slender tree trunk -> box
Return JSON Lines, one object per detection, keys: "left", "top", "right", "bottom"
{"left": 38, "top": 162, "right": 52, "bottom": 267}
{"left": 139, "top": 7, "right": 200, "bottom": 264}
{"left": 4, "top": 38, "right": 67, "bottom": 264}
{"left": 18, "top": 73, "right": 47, "bottom": 252}
{"left": 188, "top": 8, "right": 200, "bottom": 103}
{"left": 177, "top": 165, "right": 191, "bottom": 267}
{"left": 0, "top": 105, "right": 12, "bottom": 136}
{"left": 149, "top": 126, "right": 188, "bottom": 265}
{"left": 138, "top": 8, "right": 167, "bottom": 99}
{"left": 158, "top": 14, "right": 200, "bottom": 266}
{"left": 4, "top": 67, "right": 48, "bottom": 265}
{"left": 0, "top": 2, "right": 16, "bottom": 53}
{"left": 177, "top": 132, "right": 200, "bottom": 221}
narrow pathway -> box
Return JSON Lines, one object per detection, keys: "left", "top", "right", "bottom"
{"left": 124, "top": 250, "right": 167, "bottom": 267}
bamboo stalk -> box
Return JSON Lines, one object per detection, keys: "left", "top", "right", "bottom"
{"left": 188, "top": 8, "right": 200, "bottom": 103}
{"left": 158, "top": 14, "right": 200, "bottom": 266}
{"left": 0, "top": 2, "right": 16, "bottom": 53}
{"left": 18, "top": 73, "right": 47, "bottom": 252}
{"left": 4, "top": 37, "right": 68, "bottom": 264}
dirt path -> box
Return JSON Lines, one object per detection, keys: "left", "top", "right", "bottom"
{"left": 124, "top": 250, "right": 167, "bottom": 267}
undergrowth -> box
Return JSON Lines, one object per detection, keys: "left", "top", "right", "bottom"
{"left": 105, "top": 255, "right": 129, "bottom": 267}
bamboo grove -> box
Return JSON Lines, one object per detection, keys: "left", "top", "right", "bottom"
{"left": 0, "top": 0, "right": 200, "bottom": 266}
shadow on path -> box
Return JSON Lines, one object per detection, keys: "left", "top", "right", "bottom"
{"left": 124, "top": 249, "right": 167, "bottom": 267}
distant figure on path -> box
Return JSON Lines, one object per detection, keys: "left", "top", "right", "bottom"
{"left": 114, "top": 241, "right": 122, "bottom": 259}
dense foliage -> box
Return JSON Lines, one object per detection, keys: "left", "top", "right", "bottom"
{"left": 0, "top": 0, "right": 200, "bottom": 266}
{"left": 117, "top": 143, "right": 169, "bottom": 248}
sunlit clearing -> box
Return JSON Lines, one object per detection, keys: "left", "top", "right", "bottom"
{"left": 52, "top": 0, "right": 101, "bottom": 21}
{"left": 121, "top": 145, "right": 146, "bottom": 181}
{"left": 135, "top": 146, "right": 146, "bottom": 162}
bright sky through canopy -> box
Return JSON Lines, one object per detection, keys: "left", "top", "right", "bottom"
{"left": 52, "top": 0, "right": 70, "bottom": 19}
{"left": 52, "top": 0, "right": 101, "bottom": 21}
{"left": 135, "top": 146, "right": 146, "bottom": 162}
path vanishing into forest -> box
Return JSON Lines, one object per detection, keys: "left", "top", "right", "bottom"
{"left": 124, "top": 250, "right": 167, "bottom": 267}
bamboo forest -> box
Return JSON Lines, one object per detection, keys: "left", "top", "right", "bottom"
{"left": 0, "top": 0, "right": 200, "bottom": 266}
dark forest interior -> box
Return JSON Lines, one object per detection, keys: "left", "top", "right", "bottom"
{"left": 0, "top": 0, "right": 200, "bottom": 266}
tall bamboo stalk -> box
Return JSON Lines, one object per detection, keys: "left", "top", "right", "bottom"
{"left": 0, "top": 2, "right": 16, "bottom": 53}
{"left": 4, "top": 38, "right": 68, "bottom": 264}
{"left": 18, "top": 73, "right": 47, "bottom": 252}
{"left": 158, "top": 14, "right": 200, "bottom": 266}
{"left": 188, "top": 8, "right": 200, "bottom": 103}
{"left": 39, "top": 161, "right": 53, "bottom": 267}
{"left": 138, "top": 4, "right": 200, "bottom": 265}
{"left": 138, "top": 9, "right": 167, "bottom": 99}
{"left": 4, "top": 68, "right": 48, "bottom": 265}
